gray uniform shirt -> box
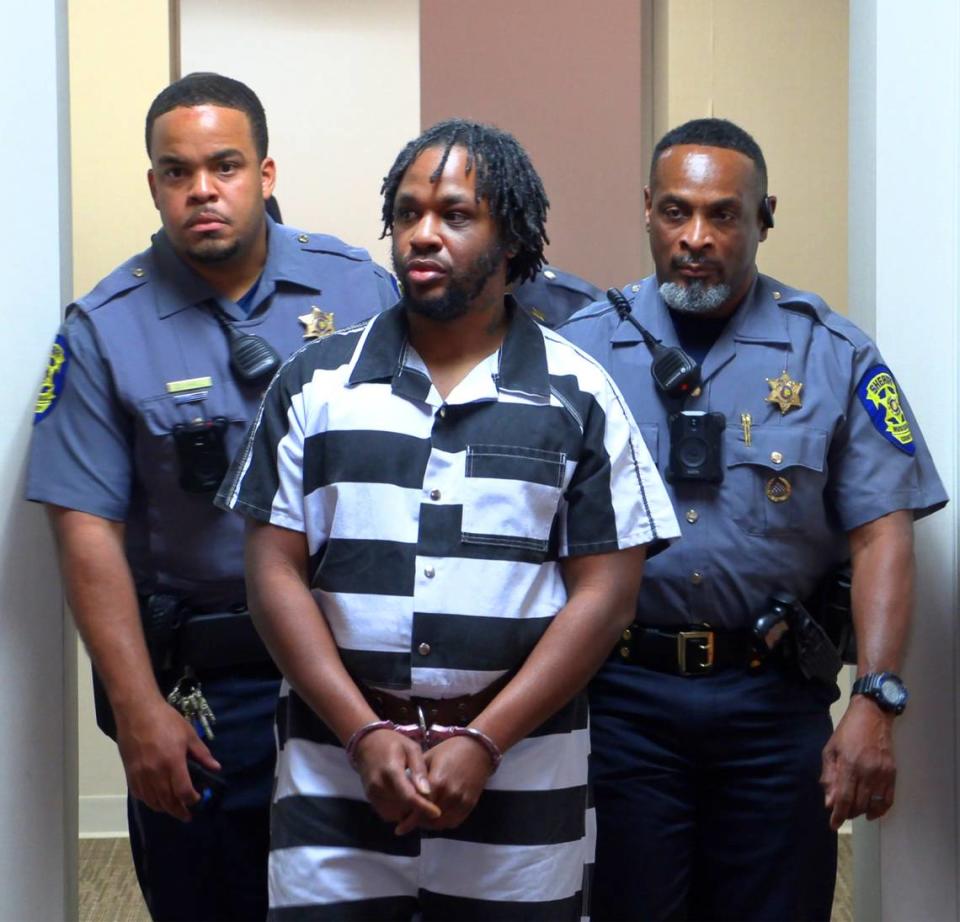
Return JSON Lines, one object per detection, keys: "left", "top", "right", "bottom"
{"left": 27, "top": 218, "right": 397, "bottom": 609}
{"left": 560, "top": 273, "right": 948, "bottom": 629}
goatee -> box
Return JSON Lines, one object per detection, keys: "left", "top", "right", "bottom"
{"left": 659, "top": 280, "right": 732, "bottom": 315}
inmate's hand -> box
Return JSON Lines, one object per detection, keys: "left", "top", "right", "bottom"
{"left": 820, "top": 695, "right": 896, "bottom": 831}
{"left": 116, "top": 697, "right": 220, "bottom": 822}
{"left": 354, "top": 729, "right": 441, "bottom": 833}
{"left": 412, "top": 736, "right": 495, "bottom": 833}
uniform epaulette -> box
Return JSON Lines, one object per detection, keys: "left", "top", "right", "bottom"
{"left": 770, "top": 278, "right": 870, "bottom": 349}
{"left": 540, "top": 267, "right": 603, "bottom": 300}
{"left": 555, "top": 296, "right": 617, "bottom": 329}
{"left": 285, "top": 228, "right": 373, "bottom": 263}
{"left": 72, "top": 255, "right": 152, "bottom": 314}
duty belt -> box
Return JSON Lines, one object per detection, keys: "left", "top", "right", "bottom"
{"left": 615, "top": 624, "right": 760, "bottom": 676}
{"left": 360, "top": 672, "right": 512, "bottom": 728}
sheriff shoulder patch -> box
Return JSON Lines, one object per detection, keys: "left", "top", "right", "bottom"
{"left": 34, "top": 335, "right": 70, "bottom": 424}
{"left": 857, "top": 364, "right": 915, "bottom": 455}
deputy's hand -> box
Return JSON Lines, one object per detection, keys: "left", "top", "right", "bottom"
{"left": 820, "top": 695, "right": 896, "bottom": 831}
{"left": 409, "top": 735, "right": 495, "bottom": 833}
{"left": 354, "top": 730, "right": 441, "bottom": 833}
{"left": 116, "top": 697, "right": 220, "bottom": 822}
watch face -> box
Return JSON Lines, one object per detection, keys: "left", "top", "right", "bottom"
{"left": 880, "top": 677, "right": 905, "bottom": 705}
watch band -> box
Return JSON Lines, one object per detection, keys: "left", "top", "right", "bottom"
{"left": 852, "top": 672, "right": 908, "bottom": 714}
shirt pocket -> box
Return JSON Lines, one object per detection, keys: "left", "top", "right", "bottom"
{"left": 136, "top": 392, "right": 247, "bottom": 492}
{"left": 460, "top": 444, "right": 566, "bottom": 554}
{"left": 725, "top": 426, "right": 828, "bottom": 537}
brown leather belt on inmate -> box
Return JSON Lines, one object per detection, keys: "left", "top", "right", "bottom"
{"left": 615, "top": 624, "right": 760, "bottom": 676}
{"left": 360, "top": 672, "right": 512, "bottom": 727}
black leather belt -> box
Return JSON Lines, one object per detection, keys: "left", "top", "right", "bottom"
{"left": 614, "top": 624, "right": 759, "bottom": 676}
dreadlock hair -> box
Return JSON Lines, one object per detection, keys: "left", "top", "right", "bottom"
{"left": 651, "top": 118, "right": 768, "bottom": 196}
{"left": 145, "top": 72, "right": 269, "bottom": 161}
{"left": 380, "top": 119, "right": 549, "bottom": 284}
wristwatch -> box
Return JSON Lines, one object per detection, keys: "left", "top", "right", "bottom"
{"left": 852, "top": 672, "right": 909, "bottom": 715}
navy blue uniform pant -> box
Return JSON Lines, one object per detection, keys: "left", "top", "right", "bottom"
{"left": 589, "top": 661, "right": 838, "bottom": 922}
{"left": 127, "top": 669, "right": 280, "bottom": 922}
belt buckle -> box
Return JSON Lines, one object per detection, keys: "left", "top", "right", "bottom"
{"left": 415, "top": 702, "right": 430, "bottom": 748}
{"left": 677, "top": 630, "right": 714, "bottom": 675}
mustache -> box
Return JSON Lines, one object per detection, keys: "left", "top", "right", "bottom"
{"left": 671, "top": 254, "right": 721, "bottom": 271}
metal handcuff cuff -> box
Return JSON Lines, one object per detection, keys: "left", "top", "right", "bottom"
{"left": 345, "top": 705, "right": 503, "bottom": 772}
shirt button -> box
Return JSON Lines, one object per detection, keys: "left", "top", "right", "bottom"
{"left": 772, "top": 290, "right": 782, "bottom": 300}
{"left": 132, "top": 267, "right": 145, "bottom": 278}
{"left": 418, "top": 642, "right": 431, "bottom": 656}
{"left": 691, "top": 571, "right": 703, "bottom": 585}
{"left": 424, "top": 567, "right": 435, "bottom": 579}
{"left": 297, "top": 233, "right": 309, "bottom": 244}
{"left": 770, "top": 451, "right": 783, "bottom": 464}
{"left": 438, "top": 407, "right": 447, "bottom": 419}
{"left": 686, "top": 509, "right": 699, "bottom": 524}
{"left": 430, "top": 489, "right": 441, "bottom": 501}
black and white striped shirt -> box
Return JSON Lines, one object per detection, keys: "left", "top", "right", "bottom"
{"left": 217, "top": 302, "right": 678, "bottom": 697}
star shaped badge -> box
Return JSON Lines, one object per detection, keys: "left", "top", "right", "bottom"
{"left": 765, "top": 371, "right": 803, "bottom": 414}
{"left": 299, "top": 306, "right": 335, "bottom": 340}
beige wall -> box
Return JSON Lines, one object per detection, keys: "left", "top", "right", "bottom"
{"left": 653, "top": 0, "right": 848, "bottom": 311}
{"left": 70, "top": 0, "right": 171, "bottom": 831}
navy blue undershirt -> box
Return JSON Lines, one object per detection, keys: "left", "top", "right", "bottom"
{"left": 235, "top": 276, "right": 262, "bottom": 316}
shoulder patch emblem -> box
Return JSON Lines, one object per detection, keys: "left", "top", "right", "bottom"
{"left": 857, "top": 365, "right": 914, "bottom": 455}
{"left": 34, "top": 334, "right": 70, "bottom": 424}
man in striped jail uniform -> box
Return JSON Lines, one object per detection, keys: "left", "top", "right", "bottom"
{"left": 216, "top": 119, "right": 679, "bottom": 920}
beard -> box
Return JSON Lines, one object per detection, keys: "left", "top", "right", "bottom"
{"left": 393, "top": 241, "right": 505, "bottom": 322}
{"left": 185, "top": 236, "right": 241, "bottom": 264}
{"left": 659, "top": 279, "right": 732, "bottom": 315}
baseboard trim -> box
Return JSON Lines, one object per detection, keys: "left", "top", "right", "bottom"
{"left": 80, "top": 794, "right": 128, "bottom": 838}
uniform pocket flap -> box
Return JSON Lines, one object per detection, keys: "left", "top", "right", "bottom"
{"left": 726, "top": 425, "right": 828, "bottom": 473}
{"left": 139, "top": 392, "right": 246, "bottom": 436}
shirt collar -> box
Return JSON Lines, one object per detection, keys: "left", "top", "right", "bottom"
{"left": 728, "top": 274, "right": 792, "bottom": 345}
{"left": 151, "top": 216, "right": 319, "bottom": 320}
{"left": 348, "top": 296, "right": 551, "bottom": 402}
{"left": 608, "top": 273, "right": 790, "bottom": 347}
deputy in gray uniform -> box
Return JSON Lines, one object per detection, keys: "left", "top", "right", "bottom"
{"left": 27, "top": 73, "right": 395, "bottom": 922}
{"left": 511, "top": 264, "right": 603, "bottom": 328}
{"left": 560, "top": 118, "right": 947, "bottom": 921}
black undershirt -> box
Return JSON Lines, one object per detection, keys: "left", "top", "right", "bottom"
{"left": 668, "top": 310, "right": 730, "bottom": 365}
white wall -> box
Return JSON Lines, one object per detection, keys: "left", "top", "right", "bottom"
{"left": 849, "top": 1, "right": 960, "bottom": 919}
{"left": 0, "top": 0, "right": 76, "bottom": 917}
{"left": 179, "top": 0, "right": 422, "bottom": 269}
